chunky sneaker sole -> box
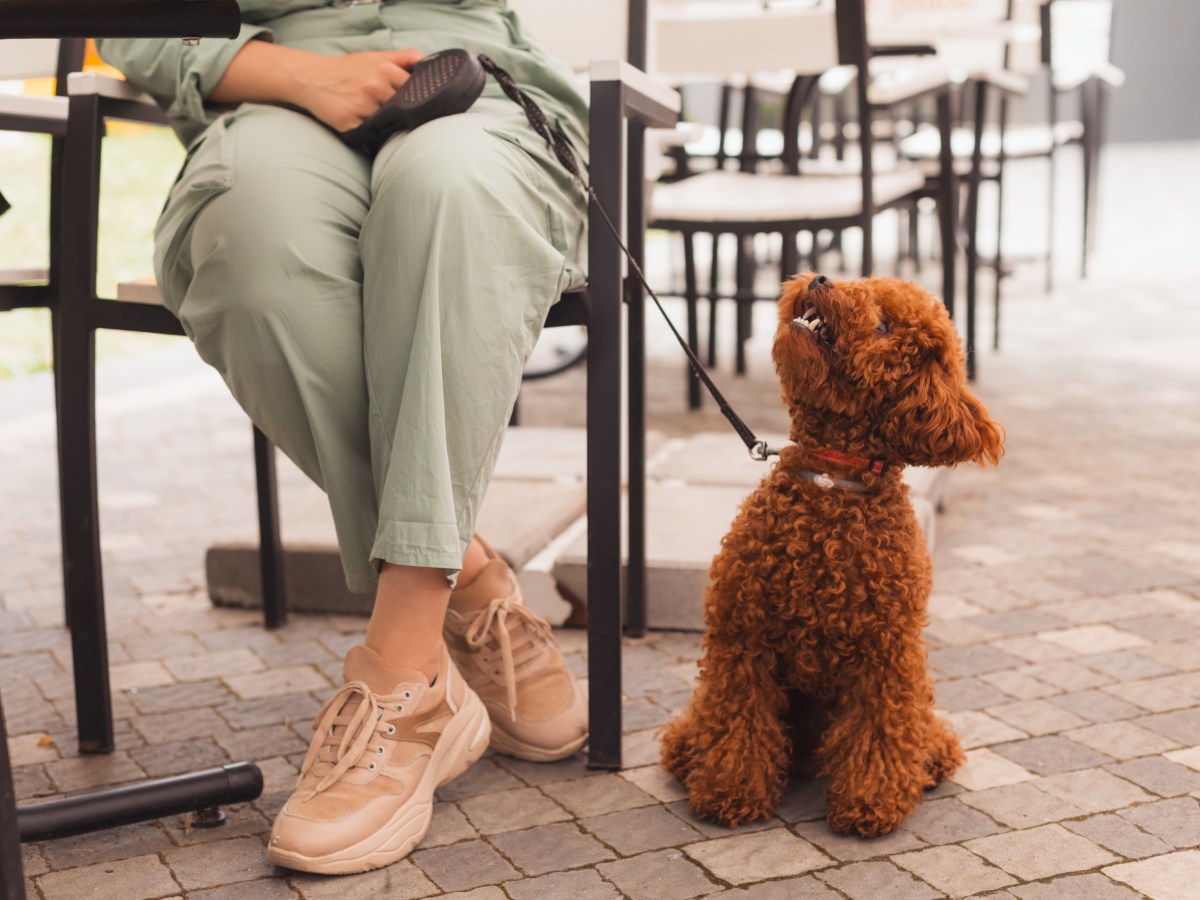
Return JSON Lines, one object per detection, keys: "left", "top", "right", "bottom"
{"left": 267, "top": 687, "right": 490, "bottom": 874}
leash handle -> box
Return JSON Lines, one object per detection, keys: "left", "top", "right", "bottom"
{"left": 479, "top": 56, "right": 777, "bottom": 462}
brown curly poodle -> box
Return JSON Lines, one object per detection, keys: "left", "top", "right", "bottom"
{"left": 660, "top": 273, "right": 1003, "bottom": 837}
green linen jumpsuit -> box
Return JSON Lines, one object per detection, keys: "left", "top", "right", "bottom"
{"left": 97, "top": 0, "right": 589, "bottom": 593}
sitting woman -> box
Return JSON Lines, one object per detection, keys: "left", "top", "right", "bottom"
{"left": 98, "top": 0, "right": 588, "bottom": 875}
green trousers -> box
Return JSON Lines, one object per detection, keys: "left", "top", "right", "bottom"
{"left": 152, "top": 91, "right": 587, "bottom": 593}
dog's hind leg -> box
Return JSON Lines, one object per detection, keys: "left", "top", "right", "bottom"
{"left": 660, "top": 636, "right": 790, "bottom": 828}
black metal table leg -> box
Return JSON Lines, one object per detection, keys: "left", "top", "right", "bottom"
{"left": 253, "top": 427, "right": 287, "bottom": 629}
{"left": 625, "top": 120, "right": 648, "bottom": 641}
{"left": 586, "top": 78, "right": 625, "bottom": 771}
{"left": 936, "top": 90, "right": 958, "bottom": 323}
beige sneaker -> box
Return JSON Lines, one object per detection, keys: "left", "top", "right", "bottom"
{"left": 444, "top": 537, "right": 587, "bottom": 761}
{"left": 267, "top": 644, "right": 490, "bottom": 874}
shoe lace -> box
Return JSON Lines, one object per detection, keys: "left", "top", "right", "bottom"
{"left": 463, "top": 589, "right": 553, "bottom": 720}
{"left": 299, "top": 681, "right": 400, "bottom": 795}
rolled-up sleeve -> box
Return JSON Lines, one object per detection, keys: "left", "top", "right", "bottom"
{"left": 97, "top": 23, "right": 273, "bottom": 145}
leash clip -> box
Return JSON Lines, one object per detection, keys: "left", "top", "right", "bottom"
{"left": 749, "top": 441, "right": 778, "bottom": 462}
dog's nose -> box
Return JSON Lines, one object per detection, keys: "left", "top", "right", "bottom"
{"left": 809, "top": 275, "right": 830, "bottom": 292}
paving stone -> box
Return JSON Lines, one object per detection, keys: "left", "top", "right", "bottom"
{"left": 619, "top": 764, "right": 690, "bottom": 802}
{"left": 979, "top": 670, "right": 1058, "bottom": 701}
{"left": 1078, "top": 650, "right": 1177, "bottom": 682}
{"left": 664, "top": 799, "right": 783, "bottom": 838}
{"left": 792, "top": 818, "right": 925, "bottom": 861}
{"left": 598, "top": 849, "right": 718, "bottom": 900}
{"left": 38, "top": 821, "right": 169, "bottom": 871}
{"left": 287, "top": 860, "right": 437, "bottom": 899}
{"left": 1047, "top": 689, "right": 1146, "bottom": 723}
{"left": 421, "top": 801, "right": 478, "bottom": 848}
{"left": 946, "top": 711, "right": 1028, "bottom": 749}
{"left": 216, "top": 692, "right": 319, "bottom": 730}
{"left": 540, "top": 772, "right": 658, "bottom": 818}
{"left": 1066, "top": 721, "right": 1180, "bottom": 760}
{"left": 438, "top": 889, "right": 507, "bottom": 900}
{"left": 1105, "top": 756, "right": 1200, "bottom": 797}
{"left": 163, "top": 835, "right": 273, "bottom": 890}
{"left": 434, "top": 758, "right": 526, "bottom": 801}
{"left": 1062, "top": 813, "right": 1173, "bottom": 860}
{"left": 503, "top": 868, "right": 622, "bottom": 900}
{"left": 1164, "top": 745, "right": 1200, "bottom": 771}
{"left": 190, "top": 880, "right": 299, "bottom": 900}
{"left": 683, "top": 828, "right": 833, "bottom": 884}
{"left": 11, "top": 763, "right": 53, "bottom": 799}
{"left": 951, "top": 749, "right": 1037, "bottom": 791}
{"left": 457, "top": 787, "right": 572, "bottom": 834}
{"left": 6, "top": 731, "right": 59, "bottom": 767}
{"left": 1137, "top": 707, "right": 1200, "bottom": 744}
{"left": 490, "top": 752, "right": 600, "bottom": 787}
{"left": 109, "top": 660, "right": 176, "bottom": 691}
{"left": 46, "top": 751, "right": 146, "bottom": 792}
{"left": 131, "top": 707, "right": 229, "bottom": 745}
{"left": 958, "top": 780, "right": 1085, "bottom": 828}
{"left": 936, "top": 678, "right": 1013, "bottom": 712}
{"left": 1117, "top": 797, "right": 1200, "bottom": 847}
{"left": 1019, "top": 662, "right": 1112, "bottom": 692}
{"left": 1103, "top": 679, "right": 1193, "bottom": 713}
{"left": 988, "top": 636, "right": 1075, "bottom": 664}
{"left": 990, "top": 735, "right": 1113, "bottom": 775}
{"left": 986, "top": 699, "right": 1089, "bottom": 736}
{"left": 894, "top": 845, "right": 1016, "bottom": 898}
{"left": 34, "top": 853, "right": 180, "bottom": 900}
{"left": 816, "top": 860, "right": 943, "bottom": 900}
{"left": 1104, "top": 850, "right": 1200, "bottom": 900}
{"left": 128, "top": 738, "right": 229, "bottom": 782}
{"left": 581, "top": 803, "right": 703, "bottom": 855}
{"left": 965, "top": 823, "right": 1117, "bottom": 880}
{"left": 1034, "top": 767, "right": 1155, "bottom": 814}
{"left": 901, "top": 798, "right": 1005, "bottom": 845}
{"left": 487, "top": 821, "right": 614, "bottom": 875}
{"left": 411, "top": 839, "right": 519, "bottom": 892}
{"left": 224, "top": 664, "right": 330, "bottom": 700}
{"left": 215, "top": 724, "right": 307, "bottom": 761}
{"left": 129, "top": 680, "right": 236, "bottom": 715}
{"left": 1008, "top": 873, "right": 1141, "bottom": 899}
{"left": 1037, "top": 625, "right": 1150, "bottom": 654}
{"left": 164, "top": 647, "right": 266, "bottom": 682}
{"left": 720, "top": 877, "right": 844, "bottom": 899}
{"left": 931, "top": 646, "right": 1024, "bottom": 678}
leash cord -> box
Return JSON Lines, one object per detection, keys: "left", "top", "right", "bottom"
{"left": 479, "top": 55, "right": 779, "bottom": 462}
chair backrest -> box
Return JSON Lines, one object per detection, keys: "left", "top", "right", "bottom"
{"left": 508, "top": 0, "right": 638, "bottom": 74}
{"left": 0, "top": 39, "right": 60, "bottom": 81}
{"left": 1048, "top": 0, "right": 1112, "bottom": 75}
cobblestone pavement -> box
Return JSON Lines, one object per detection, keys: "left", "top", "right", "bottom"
{"left": 4, "top": 142, "right": 1200, "bottom": 898}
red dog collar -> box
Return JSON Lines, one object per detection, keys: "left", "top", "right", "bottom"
{"left": 809, "top": 447, "right": 889, "bottom": 476}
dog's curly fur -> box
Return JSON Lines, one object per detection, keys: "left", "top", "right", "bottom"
{"left": 660, "top": 273, "right": 1003, "bottom": 837}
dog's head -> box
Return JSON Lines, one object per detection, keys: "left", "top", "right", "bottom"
{"left": 771, "top": 273, "right": 1003, "bottom": 468}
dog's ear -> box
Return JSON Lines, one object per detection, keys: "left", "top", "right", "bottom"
{"left": 880, "top": 361, "right": 1004, "bottom": 467}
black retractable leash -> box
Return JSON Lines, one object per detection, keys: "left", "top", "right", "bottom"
{"left": 343, "top": 49, "right": 779, "bottom": 462}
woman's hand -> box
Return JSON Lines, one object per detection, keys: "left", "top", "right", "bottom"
{"left": 292, "top": 49, "right": 425, "bottom": 131}
{"left": 210, "top": 41, "right": 425, "bottom": 133}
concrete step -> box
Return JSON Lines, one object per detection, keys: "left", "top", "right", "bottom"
{"left": 207, "top": 426, "right": 950, "bottom": 633}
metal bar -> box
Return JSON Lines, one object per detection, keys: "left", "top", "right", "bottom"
{"left": 91, "top": 298, "right": 185, "bottom": 335}
{"left": 17, "top": 763, "right": 263, "bottom": 842}
{"left": 586, "top": 79, "right": 624, "bottom": 771}
{"left": 936, "top": 90, "right": 957, "bottom": 321}
{"left": 683, "top": 233, "right": 701, "bottom": 410}
{"left": 0, "top": 0, "right": 241, "bottom": 39}
{"left": 0, "top": 692, "right": 26, "bottom": 900}
{"left": 965, "top": 80, "right": 988, "bottom": 382}
{"left": 625, "top": 120, "right": 647, "bottom": 641}
{"left": 0, "top": 114, "right": 67, "bottom": 136}
{"left": 253, "top": 428, "right": 287, "bottom": 630}
{"left": 706, "top": 233, "right": 719, "bottom": 368}
{"left": 57, "top": 90, "right": 112, "bottom": 754}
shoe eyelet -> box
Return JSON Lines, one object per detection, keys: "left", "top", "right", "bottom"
{"left": 403, "top": 691, "right": 412, "bottom": 700}
{"left": 386, "top": 725, "right": 396, "bottom": 736}
{"left": 376, "top": 746, "right": 385, "bottom": 755}
{"left": 396, "top": 704, "right": 404, "bottom": 713}
{"left": 367, "top": 762, "right": 377, "bottom": 771}
{"left": 493, "top": 670, "right": 501, "bottom": 676}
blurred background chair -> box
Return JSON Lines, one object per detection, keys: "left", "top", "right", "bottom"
{"left": 650, "top": 0, "right": 960, "bottom": 407}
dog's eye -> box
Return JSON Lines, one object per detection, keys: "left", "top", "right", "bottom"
{"left": 876, "top": 320, "right": 890, "bottom": 335}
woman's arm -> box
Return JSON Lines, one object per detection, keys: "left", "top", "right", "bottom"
{"left": 210, "top": 41, "right": 424, "bottom": 132}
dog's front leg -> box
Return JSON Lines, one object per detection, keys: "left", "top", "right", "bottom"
{"left": 819, "top": 645, "right": 939, "bottom": 837}
{"left": 660, "top": 634, "right": 789, "bottom": 828}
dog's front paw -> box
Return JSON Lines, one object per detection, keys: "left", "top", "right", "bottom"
{"left": 686, "top": 779, "right": 777, "bottom": 829}
{"left": 924, "top": 723, "right": 966, "bottom": 788}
